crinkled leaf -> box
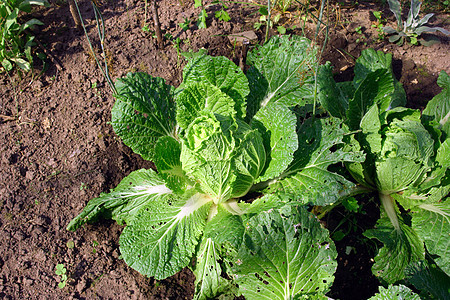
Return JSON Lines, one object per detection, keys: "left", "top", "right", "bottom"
{"left": 181, "top": 114, "right": 265, "bottom": 202}
{"left": 317, "top": 62, "right": 348, "bottom": 118}
{"left": 354, "top": 49, "right": 393, "bottom": 87}
{"left": 406, "top": 259, "right": 450, "bottom": 299}
{"left": 375, "top": 119, "right": 434, "bottom": 194}
{"left": 112, "top": 73, "right": 176, "bottom": 160}
{"left": 353, "top": 49, "right": 406, "bottom": 109}
{"left": 204, "top": 205, "right": 245, "bottom": 249}
{"left": 120, "top": 192, "right": 212, "bottom": 279}
{"left": 181, "top": 114, "right": 236, "bottom": 202}
{"left": 246, "top": 35, "right": 318, "bottom": 119}
{"left": 194, "top": 238, "right": 229, "bottom": 300}
{"left": 181, "top": 55, "right": 248, "bottom": 119}
{"left": 251, "top": 103, "right": 298, "bottom": 182}
{"left": 67, "top": 169, "right": 171, "bottom": 231}
{"left": 175, "top": 82, "right": 236, "bottom": 129}
{"left": 266, "top": 118, "right": 365, "bottom": 205}
{"left": 154, "top": 136, "right": 187, "bottom": 193}
{"left": 232, "top": 205, "right": 337, "bottom": 299}
{"left": 393, "top": 172, "right": 450, "bottom": 209}
{"left": 347, "top": 68, "right": 395, "bottom": 130}
{"left": 422, "top": 70, "right": 450, "bottom": 135}
{"left": 364, "top": 209, "right": 425, "bottom": 284}
{"left": 244, "top": 193, "right": 292, "bottom": 216}
{"left": 412, "top": 200, "right": 450, "bottom": 275}
{"left": 368, "top": 284, "right": 420, "bottom": 300}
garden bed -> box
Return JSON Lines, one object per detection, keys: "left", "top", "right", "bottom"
{"left": 0, "top": 0, "right": 448, "bottom": 299}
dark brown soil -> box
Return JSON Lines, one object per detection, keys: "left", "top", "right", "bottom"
{"left": 0, "top": 0, "right": 448, "bottom": 299}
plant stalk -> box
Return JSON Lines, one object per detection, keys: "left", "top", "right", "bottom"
{"left": 380, "top": 192, "right": 400, "bottom": 231}
{"left": 152, "top": 0, "right": 163, "bottom": 48}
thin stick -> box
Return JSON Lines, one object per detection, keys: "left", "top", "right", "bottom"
{"left": 152, "top": 0, "right": 163, "bottom": 48}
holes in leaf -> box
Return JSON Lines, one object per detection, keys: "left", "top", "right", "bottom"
{"left": 307, "top": 137, "right": 315, "bottom": 145}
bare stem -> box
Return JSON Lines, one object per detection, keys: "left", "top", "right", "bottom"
{"left": 152, "top": 0, "right": 163, "bottom": 48}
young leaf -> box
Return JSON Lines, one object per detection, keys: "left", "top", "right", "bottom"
{"left": 347, "top": 68, "right": 394, "bottom": 131}
{"left": 353, "top": 49, "right": 406, "bottom": 108}
{"left": 232, "top": 205, "right": 337, "bottom": 299}
{"left": 251, "top": 103, "right": 298, "bottom": 182}
{"left": 154, "top": 136, "right": 187, "bottom": 193}
{"left": 112, "top": 73, "right": 176, "bottom": 160}
{"left": 246, "top": 35, "right": 318, "bottom": 118}
{"left": 317, "top": 63, "right": 348, "bottom": 118}
{"left": 368, "top": 284, "right": 420, "bottom": 300}
{"left": 120, "top": 192, "right": 212, "bottom": 279}
{"left": 181, "top": 55, "right": 249, "bottom": 119}
{"left": 266, "top": 118, "right": 365, "bottom": 206}
{"left": 412, "top": 200, "right": 450, "bottom": 275}
{"left": 67, "top": 169, "right": 172, "bottom": 231}
{"left": 181, "top": 114, "right": 265, "bottom": 203}
{"left": 175, "top": 82, "right": 236, "bottom": 129}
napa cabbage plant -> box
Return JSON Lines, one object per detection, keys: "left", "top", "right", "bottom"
{"left": 67, "top": 35, "right": 365, "bottom": 299}
{"left": 319, "top": 49, "right": 449, "bottom": 294}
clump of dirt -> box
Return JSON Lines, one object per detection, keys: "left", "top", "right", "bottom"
{"left": 0, "top": 0, "right": 448, "bottom": 299}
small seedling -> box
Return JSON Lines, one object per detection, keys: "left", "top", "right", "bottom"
{"left": 79, "top": 182, "right": 88, "bottom": 191}
{"left": 178, "top": 17, "right": 190, "bottom": 31}
{"left": 92, "top": 240, "right": 99, "bottom": 254}
{"left": 371, "top": 11, "right": 385, "bottom": 42}
{"left": 66, "top": 240, "right": 75, "bottom": 249}
{"left": 55, "top": 264, "right": 67, "bottom": 288}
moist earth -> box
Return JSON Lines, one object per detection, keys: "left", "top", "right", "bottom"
{"left": 0, "top": 0, "right": 448, "bottom": 299}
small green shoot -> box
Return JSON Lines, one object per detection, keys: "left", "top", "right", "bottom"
{"left": 178, "top": 17, "right": 190, "bottom": 31}
{"left": 79, "top": 182, "right": 88, "bottom": 191}
{"left": 92, "top": 240, "right": 99, "bottom": 254}
{"left": 371, "top": 11, "right": 385, "bottom": 42}
{"left": 66, "top": 240, "right": 75, "bottom": 249}
{"left": 55, "top": 264, "right": 68, "bottom": 288}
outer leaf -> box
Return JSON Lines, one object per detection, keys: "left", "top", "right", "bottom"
{"left": 67, "top": 169, "right": 171, "bottom": 231}
{"left": 112, "top": 73, "right": 176, "bottom": 160}
{"left": 422, "top": 70, "right": 450, "bottom": 135}
{"left": 194, "top": 238, "right": 227, "bottom": 300}
{"left": 353, "top": 49, "right": 406, "bottom": 109}
{"left": 412, "top": 200, "right": 450, "bottom": 275}
{"left": 120, "top": 192, "right": 212, "bottom": 279}
{"left": 354, "top": 49, "right": 393, "bottom": 87}
{"left": 406, "top": 259, "right": 450, "bottom": 299}
{"left": 154, "top": 136, "right": 187, "bottom": 193}
{"left": 368, "top": 284, "right": 420, "bottom": 300}
{"left": 175, "top": 82, "right": 236, "bottom": 129}
{"left": 317, "top": 62, "right": 348, "bottom": 118}
{"left": 246, "top": 35, "right": 318, "bottom": 118}
{"left": 251, "top": 103, "right": 298, "bottom": 182}
{"left": 204, "top": 205, "right": 245, "bottom": 249}
{"left": 232, "top": 205, "right": 337, "bottom": 299}
{"left": 266, "top": 118, "right": 365, "bottom": 206}
{"left": 182, "top": 55, "right": 249, "bottom": 118}
{"left": 347, "top": 68, "right": 395, "bottom": 130}
{"left": 364, "top": 211, "right": 425, "bottom": 284}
